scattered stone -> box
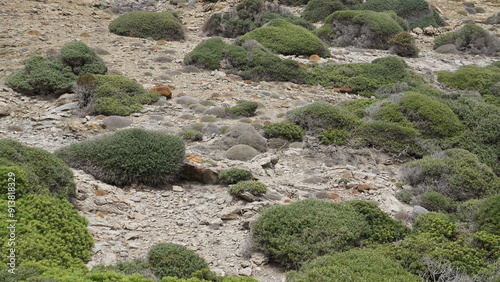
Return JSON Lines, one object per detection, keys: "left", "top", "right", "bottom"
{"left": 225, "top": 144, "right": 260, "bottom": 161}
{"left": 410, "top": 205, "right": 429, "bottom": 220}
{"left": 434, "top": 44, "right": 460, "bottom": 54}
{"left": 102, "top": 116, "right": 133, "bottom": 130}
{"left": 172, "top": 185, "right": 184, "bottom": 192}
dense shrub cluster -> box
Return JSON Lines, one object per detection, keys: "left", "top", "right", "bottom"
{"left": 55, "top": 129, "right": 185, "bottom": 186}
{"left": 74, "top": 74, "right": 159, "bottom": 116}
{"left": 286, "top": 102, "right": 361, "bottom": 132}
{"left": 0, "top": 139, "right": 75, "bottom": 199}
{"left": 475, "top": 194, "right": 500, "bottom": 236}
{"left": 413, "top": 212, "right": 457, "bottom": 239}
{"left": 401, "top": 149, "right": 500, "bottom": 205}
{"left": 228, "top": 181, "right": 267, "bottom": 198}
{"left": 388, "top": 32, "right": 419, "bottom": 57}
{"left": 184, "top": 38, "right": 308, "bottom": 83}
{"left": 225, "top": 101, "right": 258, "bottom": 117}
{"left": 263, "top": 122, "right": 304, "bottom": 142}
{"left": 361, "top": 0, "right": 445, "bottom": 29}
{"left": 237, "top": 19, "right": 330, "bottom": 57}
{"left": 218, "top": 168, "right": 253, "bottom": 185}
{"left": 6, "top": 41, "right": 106, "bottom": 96}
{"left": 308, "top": 56, "right": 415, "bottom": 97}
{"left": 148, "top": 243, "right": 208, "bottom": 279}
{"left": 434, "top": 24, "right": 500, "bottom": 56}
{"left": 179, "top": 129, "right": 203, "bottom": 142}
{"left": 302, "top": 0, "right": 362, "bottom": 23}
{"left": 109, "top": 11, "right": 185, "bottom": 40}
{"left": 203, "top": 0, "right": 312, "bottom": 38}
{"left": 286, "top": 249, "right": 419, "bottom": 282}
{"left": 327, "top": 10, "right": 406, "bottom": 49}
{"left": 0, "top": 194, "right": 94, "bottom": 267}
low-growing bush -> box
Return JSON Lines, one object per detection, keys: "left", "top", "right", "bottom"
{"left": 437, "top": 63, "right": 500, "bottom": 98}
{"left": 147, "top": 243, "right": 208, "bottom": 279}
{"left": 202, "top": 0, "right": 312, "bottom": 38}
{"left": 0, "top": 194, "right": 94, "bottom": 267}
{"left": 179, "top": 129, "right": 203, "bottom": 142}
{"left": 328, "top": 10, "right": 406, "bottom": 49}
{"left": 415, "top": 191, "right": 455, "bottom": 213}
{"left": 263, "top": 123, "right": 303, "bottom": 142}
{"left": 319, "top": 128, "right": 351, "bottom": 145}
{"left": 252, "top": 199, "right": 368, "bottom": 267}
{"left": 74, "top": 74, "right": 159, "bottom": 116}
{"left": 0, "top": 139, "right": 75, "bottom": 199}
{"left": 342, "top": 200, "right": 410, "bottom": 244}
{"left": 286, "top": 249, "right": 420, "bottom": 282}
{"left": 302, "top": 0, "right": 360, "bottom": 23}
{"left": 388, "top": 32, "right": 419, "bottom": 57}
{"left": 219, "top": 168, "right": 253, "bottom": 185}
{"left": 228, "top": 180, "right": 267, "bottom": 198}
{"left": 413, "top": 212, "right": 457, "bottom": 239}
{"left": 237, "top": 19, "right": 330, "bottom": 57}
{"left": 109, "top": 11, "right": 184, "bottom": 40}
{"left": 6, "top": 42, "right": 106, "bottom": 97}
{"left": 55, "top": 129, "right": 185, "bottom": 186}
{"left": 475, "top": 194, "right": 500, "bottom": 235}
{"left": 286, "top": 102, "right": 361, "bottom": 132}
{"left": 361, "top": 0, "right": 445, "bottom": 29}
{"left": 226, "top": 102, "right": 258, "bottom": 117}
{"left": 434, "top": 24, "right": 500, "bottom": 56}
{"left": 340, "top": 98, "right": 379, "bottom": 118}
{"left": 401, "top": 149, "right": 500, "bottom": 202}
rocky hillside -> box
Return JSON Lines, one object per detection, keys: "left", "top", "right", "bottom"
{"left": 0, "top": 0, "right": 499, "bottom": 281}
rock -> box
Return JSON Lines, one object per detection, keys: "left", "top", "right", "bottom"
{"left": 55, "top": 93, "right": 77, "bottom": 106}
{"left": 182, "top": 156, "right": 219, "bottom": 184}
{"left": 251, "top": 153, "right": 279, "bottom": 169}
{"left": 124, "top": 232, "right": 141, "bottom": 240}
{"left": 239, "top": 192, "right": 258, "bottom": 202}
{"left": 102, "top": 116, "right": 132, "bottom": 130}
{"left": 0, "top": 102, "right": 11, "bottom": 116}
{"left": 202, "top": 123, "right": 221, "bottom": 136}
{"left": 309, "top": 54, "right": 320, "bottom": 61}
{"left": 52, "top": 102, "right": 77, "bottom": 112}
{"left": 204, "top": 106, "right": 227, "bottom": 118}
{"left": 175, "top": 96, "right": 199, "bottom": 106}
{"left": 411, "top": 205, "right": 429, "bottom": 220}
{"left": 225, "top": 144, "right": 260, "bottom": 161}
{"left": 219, "top": 206, "right": 242, "bottom": 220}
{"left": 239, "top": 267, "right": 252, "bottom": 276}
{"left": 149, "top": 85, "right": 174, "bottom": 99}
{"left": 263, "top": 190, "right": 283, "bottom": 201}
{"left": 303, "top": 176, "right": 325, "bottom": 184}
{"left": 412, "top": 27, "right": 423, "bottom": 35}
{"left": 434, "top": 44, "right": 460, "bottom": 54}
{"left": 251, "top": 252, "right": 268, "bottom": 266}
{"left": 423, "top": 26, "right": 436, "bottom": 36}
{"left": 218, "top": 123, "right": 267, "bottom": 152}
{"left": 172, "top": 185, "right": 184, "bottom": 192}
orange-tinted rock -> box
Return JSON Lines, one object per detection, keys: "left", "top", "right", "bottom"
{"left": 339, "top": 171, "right": 352, "bottom": 179}
{"left": 183, "top": 156, "right": 218, "bottom": 184}
{"left": 96, "top": 212, "right": 105, "bottom": 218}
{"left": 149, "top": 85, "right": 174, "bottom": 99}
{"left": 328, "top": 193, "right": 341, "bottom": 200}
{"left": 334, "top": 85, "right": 353, "bottom": 93}
{"left": 284, "top": 199, "right": 292, "bottom": 203}
{"left": 94, "top": 190, "right": 108, "bottom": 196}
{"left": 356, "top": 184, "right": 372, "bottom": 192}
{"left": 80, "top": 32, "right": 92, "bottom": 37}
{"left": 309, "top": 54, "right": 321, "bottom": 61}
{"left": 93, "top": 115, "right": 107, "bottom": 120}
{"left": 350, "top": 189, "right": 361, "bottom": 195}
{"left": 27, "top": 30, "right": 41, "bottom": 35}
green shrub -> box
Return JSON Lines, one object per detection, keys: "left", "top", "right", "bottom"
{"left": 94, "top": 258, "right": 153, "bottom": 278}
{"left": 252, "top": 199, "right": 368, "bottom": 267}
{"left": 147, "top": 243, "right": 208, "bottom": 279}
{"left": 302, "top": 0, "right": 345, "bottom": 23}
{"left": 179, "top": 130, "right": 203, "bottom": 142}
{"left": 263, "top": 123, "right": 303, "bottom": 142}
{"left": 55, "top": 129, "right": 185, "bottom": 186}
{"left": 378, "top": 233, "right": 488, "bottom": 276}
{"left": 286, "top": 249, "right": 420, "bottom": 282}
{"left": 278, "top": 0, "right": 309, "bottom": 5}
{"left": 109, "top": 11, "right": 184, "bottom": 40}
{"left": 328, "top": 10, "right": 406, "bottom": 49}
{"left": 355, "top": 121, "right": 425, "bottom": 156}
{"left": 228, "top": 180, "right": 267, "bottom": 198}
{"left": 319, "top": 128, "right": 351, "bottom": 145}
{"left": 0, "top": 194, "right": 94, "bottom": 267}
{"left": 400, "top": 92, "right": 464, "bottom": 138}
{"left": 60, "top": 41, "right": 107, "bottom": 76}
{"left": 218, "top": 168, "right": 253, "bottom": 185}
{"left": 437, "top": 63, "right": 500, "bottom": 98}
{"left": 74, "top": 74, "right": 159, "bottom": 116}
{"left": 373, "top": 102, "right": 413, "bottom": 127}
{"left": 413, "top": 212, "right": 457, "bottom": 239}
{"left": 237, "top": 19, "right": 330, "bottom": 57}
{"left": 340, "top": 98, "right": 379, "bottom": 118}
{"left": 287, "top": 102, "right": 361, "bottom": 132}
{"left": 202, "top": 0, "right": 313, "bottom": 38}
{"left": 0, "top": 166, "right": 28, "bottom": 199}
{"left": 226, "top": 102, "right": 258, "bottom": 117}
{"left": 469, "top": 231, "right": 500, "bottom": 260}
{"left": 342, "top": 200, "right": 410, "bottom": 244}
{"left": 6, "top": 42, "right": 107, "bottom": 97}
{"left": 361, "top": 0, "right": 445, "bottom": 29}
{"left": 183, "top": 38, "right": 226, "bottom": 70}
{"left": 401, "top": 149, "right": 500, "bottom": 202}
{"left": 416, "top": 191, "right": 455, "bottom": 213}
{"left": 475, "top": 194, "right": 500, "bottom": 235}
{"left": 388, "top": 32, "right": 419, "bottom": 57}
{"left": 308, "top": 56, "right": 415, "bottom": 97}
{"left": 434, "top": 24, "right": 500, "bottom": 55}
{"left": 0, "top": 139, "right": 75, "bottom": 199}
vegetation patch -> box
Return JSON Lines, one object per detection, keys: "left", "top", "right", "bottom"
{"left": 237, "top": 19, "right": 330, "bottom": 57}
{"left": 74, "top": 74, "right": 159, "bottom": 116}
{"left": 302, "top": 0, "right": 362, "bottom": 23}
{"left": 6, "top": 42, "right": 106, "bottom": 96}
{"left": 286, "top": 249, "right": 419, "bottom": 282}
{"left": 218, "top": 168, "right": 253, "bottom": 185}
{"left": 475, "top": 194, "right": 500, "bottom": 236}
{"left": 226, "top": 101, "right": 258, "bottom": 117}
{"left": 109, "top": 11, "right": 184, "bottom": 40}
{"left": 361, "top": 0, "right": 445, "bottom": 29}
{"left": 434, "top": 24, "right": 500, "bottom": 56}
{"left": 263, "top": 122, "right": 303, "bottom": 142}
{"left": 0, "top": 139, "right": 75, "bottom": 199}
{"left": 413, "top": 212, "right": 457, "bottom": 239}
{"left": 147, "top": 243, "right": 208, "bottom": 279}
{"left": 228, "top": 181, "right": 267, "bottom": 198}
{"left": 286, "top": 102, "right": 361, "bottom": 132}
{"left": 55, "top": 129, "right": 185, "bottom": 186}
{"left": 388, "top": 32, "right": 419, "bottom": 57}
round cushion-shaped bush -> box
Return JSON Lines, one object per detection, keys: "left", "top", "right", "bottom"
{"left": 475, "top": 194, "right": 500, "bottom": 235}
{"left": 147, "top": 243, "right": 208, "bottom": 279}
{"left": 219, "top": 168, "right": 253, "bottom": 185}
{"left": 109, "top": 11, "right": 185, "bottom": 41}
{"left": 251, "top": 199, "right": 368, "bottom": 267}
{"left": 55, "top": 129, "right": 185, "bottom": 186}
{"left": 286, "top": 102, "right": 360, "bottom": 132}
